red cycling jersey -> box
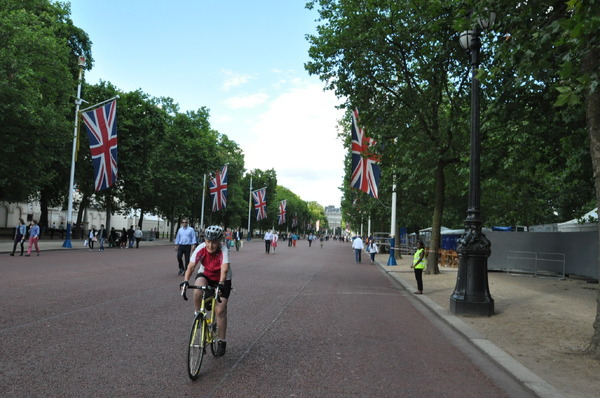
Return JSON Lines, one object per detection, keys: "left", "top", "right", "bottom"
{"left": 192, "top": 243, "right": 229, "bottom": 281}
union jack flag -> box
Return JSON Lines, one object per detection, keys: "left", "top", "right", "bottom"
{"left": 278, "top": 200, "right": 286, "bottom": 225}
{"left": 209, "top": 165, "right": 228, "bottom": 212}
{"left": 350, "top": 109, "right": 380, "bottom": 198}
{"left": 252, "top": 188, "right": 267, "bottom": 221}
{"left": 82, "top": 100, "right": 118, "bottom": 191}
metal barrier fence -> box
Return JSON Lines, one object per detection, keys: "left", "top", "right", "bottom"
{"left": 506, "top": 251, "right": 566, "bottom": 279}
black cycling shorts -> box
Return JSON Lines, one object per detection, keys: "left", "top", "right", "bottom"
{"left": 195, "top": 273, "right": 232, "bottom": 299}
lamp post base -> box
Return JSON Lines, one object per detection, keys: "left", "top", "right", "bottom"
{"left": 450, "top": 226, "right": 494, "bottom": 316}
{"left": 62, "top": 224, "right": 73, "bottom": 248}
{"left": 450, "top": 296, "right": 494, "bottom": 316}
{"left": 387, "top": 237, "right": 397, "bottom": 265}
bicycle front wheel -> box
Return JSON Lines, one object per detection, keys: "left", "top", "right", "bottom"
{"left": 187, "top": 314, "right": 207, "bottom": 380}
{"left": 209, "top": 316, "right": 219, "bottom": 356}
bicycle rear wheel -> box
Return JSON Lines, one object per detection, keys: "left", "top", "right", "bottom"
{"left": 187, "top": 313, "right": 207, "bottom": 380}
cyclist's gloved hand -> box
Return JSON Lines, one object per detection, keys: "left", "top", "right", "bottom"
{"left": 217, "top": 283, "right": 225, "bottom": 293}
{"left": 180, "top": 280, "right": 189, "bottom": 293}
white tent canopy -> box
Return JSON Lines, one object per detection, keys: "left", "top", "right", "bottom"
{"left": 557, "top": 208, "right": 598, "bottom": 232}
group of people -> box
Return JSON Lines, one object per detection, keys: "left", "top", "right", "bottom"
{"left": 351, "top": 236, "right": 427, "bottom": 295}
{"left": 85, "top": 225, "right": 144, "bottom": 251}
{"left": 350, "top": 235, "right": 380, "bottom": 264}
{"left": 9, "top": 218, "right": 40, "bottom": 257}
{"left": 263, "top": 230, "right": 279, "bottom": 254}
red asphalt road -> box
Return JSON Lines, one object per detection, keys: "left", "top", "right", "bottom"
{"left": 0, "top": 240, "right": 535, "bottom": 398}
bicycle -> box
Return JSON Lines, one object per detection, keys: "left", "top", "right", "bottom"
{"left": 181, "top": 284, "right": 221, "bottom": 380}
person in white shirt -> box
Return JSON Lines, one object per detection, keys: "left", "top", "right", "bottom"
{"left": 351, "top": 236, "right": 364, "bottom": 263}
{"left": 366, "top": 240, "right": 378, "bottom": 264}
{"left": 264, "top": 230, "right": 273, "bottom": 254}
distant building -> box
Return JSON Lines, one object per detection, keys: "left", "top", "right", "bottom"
{"left": 324, "top": 205, "right": 342, "bottom": 234}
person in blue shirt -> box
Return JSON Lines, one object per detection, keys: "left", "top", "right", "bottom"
{"left": 25, "top": 220, "right": 41, "bottom": 256}
{"left": 9, "top": 218, "right": 27, "bottom": 256}
{"left": 175, "top": 219, "right": 197, "bottom": 275}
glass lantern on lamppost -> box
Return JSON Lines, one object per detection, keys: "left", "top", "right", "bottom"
{"left": 450, "top": 12, "right": 496, "bottom": 316}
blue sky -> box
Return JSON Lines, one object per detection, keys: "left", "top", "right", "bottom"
{"left": 68, "top": 0, "right": 346, "bottom": 208}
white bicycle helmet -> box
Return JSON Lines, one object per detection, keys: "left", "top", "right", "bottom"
{"left": 204, "top": 225, "right": 224, "bottom": 241}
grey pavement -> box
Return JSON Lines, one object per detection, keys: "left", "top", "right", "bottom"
{"left": 1, "top": 237, "right": 595, "bottom": 397}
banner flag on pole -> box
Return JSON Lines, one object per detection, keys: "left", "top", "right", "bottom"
{"left": 252, "top": 188, "right": 267, "bottom": 221}
{"left": 350, "top": 108, "right": 380, "bottom": 198}
{"left": 209, "top": 164, "right": 228, "bottom": 212}
{"left": 81, "top": 100, "right": 118, "bottom": 191}
{"left": 292, "top": 215, "right": 298, "bottom": 228}
{"left": 278, "top": 200, "right": 287, "bottom": 225}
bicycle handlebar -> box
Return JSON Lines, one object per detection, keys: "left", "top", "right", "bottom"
{"left": 181, "top": 284, "right": 221, "bottom": 303}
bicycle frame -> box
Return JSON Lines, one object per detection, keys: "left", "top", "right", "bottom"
{"left": 182, "top": 284, "right": 221, "bottom": 379}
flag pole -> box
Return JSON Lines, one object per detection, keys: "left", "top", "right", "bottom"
{"left": 200, "top": 173, "right": 206, "bottom": 230}
{"left": 79, "top": 95, "right": 120, "bottom": 113}
{"left": 246, "top": 175, "right": 252, "bottom": 241}
{"left": 387, "top": 177, "right": 397, "bottom": 265}
{"left": 63, "top": 56, "right": 86, "bottom": 248}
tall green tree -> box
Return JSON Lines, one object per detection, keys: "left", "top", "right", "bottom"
{"left": 306, "top": 0, "right": 473, "bottom": 272}
{"left": 475, "top": 0, "right": 599, "bottom": 358}
{"left": 0, "top": 0, "right": 91, "bottom": 206}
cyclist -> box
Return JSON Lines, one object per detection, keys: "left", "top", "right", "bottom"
{"left": 181, "top": 225, "right": 232, "bottom": 357}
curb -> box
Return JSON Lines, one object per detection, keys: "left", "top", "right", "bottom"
{"left": 377, "top": 262, "right": 565, "bottom": 398}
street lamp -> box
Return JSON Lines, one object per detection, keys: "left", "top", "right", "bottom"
{"left": 450, "top": 12, "right": 496, "bottom": 316}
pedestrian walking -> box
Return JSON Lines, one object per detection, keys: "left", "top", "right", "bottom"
{"left": 9, "top": 218, "right": 27, "bottom": 256}
{"left": 271, "top": 231, "right": 278, "bottom": 254}
{"left": 25, "top": 220, "right": 40, "bottom": 256}
{"left": 120, "top": 228, "right": 127, "bottom": 248}
{"left": 88, "top": 226, "right": 97, "bottom": 251}
{"left": 366, "top": 240, "right": 378, "bottom": 264}
{"left": 411, "top": 241, "right": 426, "bottom": 294}
{"left": 234, "top": 228, "right": 242, "bottom": 251}
{"left": 175, "top": 219, "right": 197, "bottom": 275}
{"left": 264, "top": 230, "right": 273, "bottom": 254}
{"left": 98, "top": 224, "right": 107, "bottom": 251}
{"left": 351, "top": 235, "right": 364, "bottom": 263}
{"left": 134, "top": 226, "right": 143, "bottom": 248}
{"left": 127, "top": 226, "right": 135, "bottom": 248}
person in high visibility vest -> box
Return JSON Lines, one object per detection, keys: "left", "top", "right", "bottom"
{"left": 411, "top": 241, "right": 426, "bottom": 294}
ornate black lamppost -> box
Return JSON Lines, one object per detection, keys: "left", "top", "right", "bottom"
{"left": 450, "top": 12, "right": 496, "bottom": 316}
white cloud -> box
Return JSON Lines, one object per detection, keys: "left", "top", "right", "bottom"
{"left": 242, "top": 82, "right": 346, "bottom": 207}
{"left": 222, "top": 93, "right": 270, "bottom": 109}
{"left": 221, "top": 69, "right": 254, "bottom": 91}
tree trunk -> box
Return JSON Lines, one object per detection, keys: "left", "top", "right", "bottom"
{"left": 138, "top": 209, "right": 144, "bottom": 229}
{"left": 105, "top": 200, "right": 111, "bottom": 232}
{"left": 76, "top": 194, "right": 89, "bottom": 239}
{"left": 426, "top": 161, "right": 445, "bottom": 274}
{"left": 169, "top": 208, "right": 176, "bottom": 242}
{"left": 39, "top": 189, "right": 49, "bottom": 235}
{"left": 584, "top": 47, "right": 600, "bottom": 359}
